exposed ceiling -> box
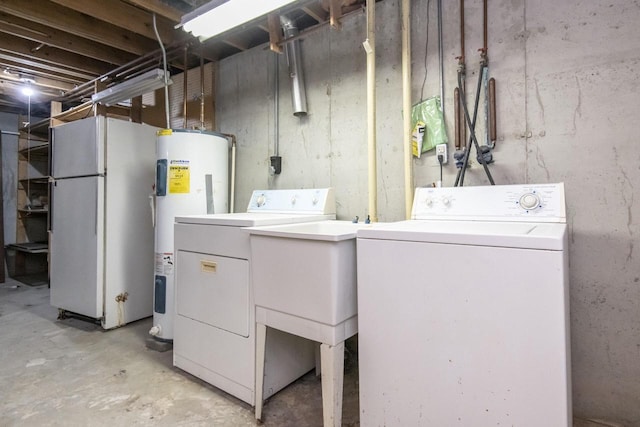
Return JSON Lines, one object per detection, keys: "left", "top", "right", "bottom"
{"left": 0, "top": 0, "right": 366, "bottom": 117}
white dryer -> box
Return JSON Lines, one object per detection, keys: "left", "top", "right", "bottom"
{"left": 173, "top": 188, "right": 335, "bottom": 405}
{"left": 356, "top": 183, "right": 571, "bottom": 426}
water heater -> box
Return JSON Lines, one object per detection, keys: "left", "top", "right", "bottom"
{"left": 150, "top": 129, "right": 229, "bottom": 342}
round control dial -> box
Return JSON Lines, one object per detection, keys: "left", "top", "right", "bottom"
{"left": 256, "top": 195, "right": 266, "bottom": 207}
{"left": 519, "top": 193, "right": 540, "bottom": 210}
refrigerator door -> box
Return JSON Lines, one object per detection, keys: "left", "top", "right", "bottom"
{"left": 52, "top": 116, "right": 105, "bottom": 178}
{"left": 50, "top": 176, "right": 105, "bottom": 318}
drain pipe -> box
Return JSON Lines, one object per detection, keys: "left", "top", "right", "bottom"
{"left": 402, "top": 0, "right": 412, "bottom": 219}
{"left": 281, "top": 15, "right": 307, "bottom": 116}
{"left": 364, "top": 0, "right": 377, "bottom": 222}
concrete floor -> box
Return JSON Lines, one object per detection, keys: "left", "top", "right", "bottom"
{"left": 0, "top": 279, "right": 358, "bottom": 427}
{"left": 0, "top": 279, "right": 621, "bottom": 427}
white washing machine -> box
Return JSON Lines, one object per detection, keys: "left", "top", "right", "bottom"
{"left": 173, "top": 188, "right": 336, "bottom": 405}
{"left": 356, "top": 183, "right": 571, "bottom": 426}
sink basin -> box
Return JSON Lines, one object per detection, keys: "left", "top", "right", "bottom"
{"left": 247, "top": 220, "right": 375, "bottom": 326}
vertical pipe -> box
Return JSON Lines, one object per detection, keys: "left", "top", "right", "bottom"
{"left": 200, "top": 50, "right": 205, "bottom": 130}
{"left": 183, "top": 46, "right": 188, "bottom": 129}
{"left": 454, "top": 87, "right": 460, "bottom": 150}
{"left": 281, "top": 16, "right": 308, "bottom": 116}
{"left": 437, "top": 0, "right": 444, "bottom": 120}
{"left": 489, "top": 77, "right": 496, "bottom": 143}
{"left": 274, "top": 52, "right": 280, "bottom": 157}
{"left": 365, "top": 0, "right": 377, "bottom": 222}
{"left": 402, "top": 0, "right": 412, "bottom": 219}
{"left": 152, "top": 14, "right": 170, "bottom": 129}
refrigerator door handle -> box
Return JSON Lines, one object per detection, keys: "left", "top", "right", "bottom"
{"left": 95, "top": 178, "right": 98, "bottom": 235}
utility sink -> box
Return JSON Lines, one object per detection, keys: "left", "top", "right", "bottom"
{"left": 247, "top": 220, "right": 377, "bottom": 427}
{"left": 247, "top": 220, "right": 374, "bottom": 328}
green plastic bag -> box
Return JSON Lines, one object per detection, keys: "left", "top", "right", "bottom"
{"left": 411, "top": 96, "right": 447, "bottom": 158}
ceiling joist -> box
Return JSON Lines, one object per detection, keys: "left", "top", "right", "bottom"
{"left": 0, "top": 13, "right": 137, "bottom": 66}
{"left": 49, "top": 0, "right": 179, "bottom": 43}
{"left": 0, "top": 0, "right": 160, "bottom": 56}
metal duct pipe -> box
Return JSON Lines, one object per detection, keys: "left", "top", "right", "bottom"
{"left": 280, "top": 15, "right": 308, "bottom": 116}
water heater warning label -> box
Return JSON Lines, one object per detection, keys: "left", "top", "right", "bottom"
{"left": 169, "top": 160, "right": 190, "bottom": 193}
{"left": 155, "top": 252, "right": 174, "bottom": 275}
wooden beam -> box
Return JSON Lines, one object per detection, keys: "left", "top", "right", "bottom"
{"left": 0, "top": 0, "right": 159, "bottom": 56}
{"left": 302, "top": 2, "right": 328, "bottom": 23}
{"left": 49, "top": 0, "right": 178, "bottom": 43}
{"left": 0, "top": 70, "right": 75, "bottom": 92}
{"left": 0, "top": 12, "right": 137, "bottom": 66}
{"left": 0, "top": 32, "right": 111, "bottom": 76}
{"left": 0, "top": 55, "right": 95, "bottom": 83}
{"left": 267, "top": 14, "right": 283, "bottom": 54}
{"left": 329, "top": 0, "right": 343, "bottom": 29}
{"left": 222, "top": 34, "right": 251, "bottom": 51}
{"left": 123, "top": 0, "right": 183, "bottom": 23}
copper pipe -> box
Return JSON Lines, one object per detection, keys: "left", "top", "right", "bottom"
{"left": 483, "top": 0, "right": 488, "bottom": 55}
{"left": 489, "top": 77, "right": 496, "bottom": 143}
{"left": 454, "top": 87, "right": 460, "bottom": 150}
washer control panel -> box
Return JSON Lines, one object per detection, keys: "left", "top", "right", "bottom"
{"left": 412, "top": 183, "right": 566, "bottom": 222}
{"left": 247, "top": 188, "right": 336, "bottom": 214}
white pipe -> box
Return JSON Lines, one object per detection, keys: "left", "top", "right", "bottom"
{"left": 152, "top": 14, "right": 171, "bottom": 129}
{"left": 402, "top": 0, "right": 413, "bottom": 218}
{"left": 365, "top": 0, "right": 377, "bottom": 222}
{"left": 230, "top": 138, "right": 236, "bottom": 213}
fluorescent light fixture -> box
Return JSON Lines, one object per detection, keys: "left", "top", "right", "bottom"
{"left": 92, "top": 69, "right": 172, "bottom": 106}
{"left": 180, "top": 0, "right": 299, "bottom": 41}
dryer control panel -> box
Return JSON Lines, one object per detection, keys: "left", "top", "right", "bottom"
{"left": 412, "top": 183, "right": 566, "bottom": 222}
{"left": 247, "top": 188, "right": 336, "bottom": 214}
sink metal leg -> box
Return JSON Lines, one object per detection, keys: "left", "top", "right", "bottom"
{"left": 315, "top": 343, "right": 322, "bottom": 377}
{"left": 320, "top": 341, "right": 345, "bottom": 427}
{"left": 255, "top": 323, "right": 267, "bottom": 421}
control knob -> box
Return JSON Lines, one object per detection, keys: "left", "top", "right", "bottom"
{"left": 519, "top": 193, "right": 540, "bottom": 210}
{"left": 256, "top": 194, "right": 266, "bottom": 207}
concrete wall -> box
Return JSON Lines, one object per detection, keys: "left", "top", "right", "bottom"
{"left": 1, "top": 113, "right": 19, "bottom": 247}
{"left": 215, "top": 0, "right": 640, "bottom": 423}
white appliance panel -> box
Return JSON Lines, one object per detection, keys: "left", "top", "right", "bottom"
{"left": 356, "top": 182, "right": 570, "bottom": 426}
{"left": 50, "top": 176, "right": 104, "bottom": 318}
{"left": 173, "top": 188, "right": 335, "bottom": 405}
{"left": 177, "top": 251, "right": 249, "bottom": 337}
{"left": 102, "top": 119, "right": 156, "bottom": 328}
{"left": 358, "top": 219, "right": 567, "bottom": 250}
{"left": 411, "top": 183, "right": 566, "bottom": 222}
{"left": 357, "top": 238, "right": 571, "bottom": 426}
{"left": 52, "top": 116, "right": 104, "bottom": 178}
{"left": 50, "top": 117, "right": 157, "bottom": 329}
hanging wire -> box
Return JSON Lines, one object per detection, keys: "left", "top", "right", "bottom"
{"left": 419, "top": 0, "right": 431, "bottom": 102}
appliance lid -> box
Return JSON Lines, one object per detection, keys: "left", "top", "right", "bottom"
{"left": 245, "top": 220, "right": 378, "bottom": 242}
{"left": 357, "top": 220, "right": 567, "bottom": 250}
{"left": 175, "top": 212, "right": 336, "bottom": 227}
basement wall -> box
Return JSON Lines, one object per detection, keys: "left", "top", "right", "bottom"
{"left": 214, "top": 0, "right": 640, "bottom": 423}
{"left": 1, "top": 113, "right": 18, "bottom": 247}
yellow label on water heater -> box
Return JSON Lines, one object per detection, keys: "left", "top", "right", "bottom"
{"left": 169, "top": 160, "right": 190, "bottom": 193}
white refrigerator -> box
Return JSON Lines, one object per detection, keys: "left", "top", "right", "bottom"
{"left": 50, "top": 116, "right": 158, "bottom": 329}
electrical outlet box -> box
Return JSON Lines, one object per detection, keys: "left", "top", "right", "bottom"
{"left": 436, "top": 143, "right": 448, "bottom": 165}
